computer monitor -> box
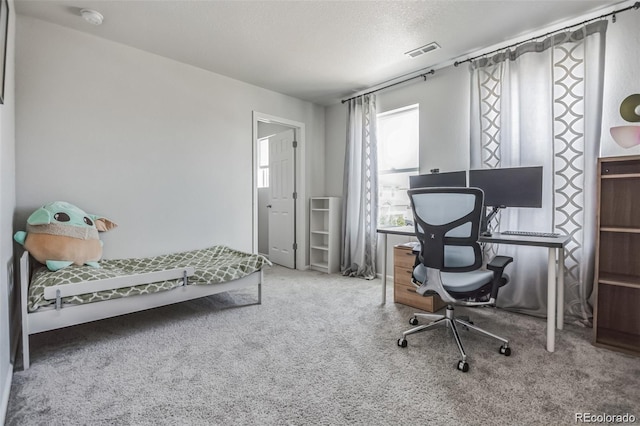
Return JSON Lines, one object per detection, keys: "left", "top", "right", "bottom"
{"left": 409, "top": 170, "right": 467, "bottom": 189}
{"left": 468, "top": 166, "right": 543, "bottom": 208}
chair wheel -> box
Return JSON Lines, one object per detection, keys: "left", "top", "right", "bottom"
{"left": 409, "top": 317, "right": 419, "bottom": 325}
{"left": 499, "top": 345, "right": 511, "bottom": 356}
{"left": 457, "top": 360, "right": 469, "bottom": 372}
{"left": 459, "top": 316, "right": 473, "bottom": 325}
{"left": 397, "top": 338, "right": 408, "bottom": 348}
{"left": 458, "top": 317, "right": 473, "bottom": 330}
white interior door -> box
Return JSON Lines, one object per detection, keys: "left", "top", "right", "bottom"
{"left": 268, "top": 129, "right": 296, "bottom": 268}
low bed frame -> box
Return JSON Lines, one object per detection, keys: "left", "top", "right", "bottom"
{"left": 19, "top": 250, "right": 263, "bottom": 369}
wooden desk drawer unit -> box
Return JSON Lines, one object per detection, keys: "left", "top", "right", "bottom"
{"left": 393, "top": 244, "right": 446, "bottom": 312}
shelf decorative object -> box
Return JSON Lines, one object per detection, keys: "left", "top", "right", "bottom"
{"left": 610, "top": 94, "right": 640, "bottom": 149}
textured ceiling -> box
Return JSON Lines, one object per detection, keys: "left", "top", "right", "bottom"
{"left": 15, "top": 0, "right": 624, "bottom": 105}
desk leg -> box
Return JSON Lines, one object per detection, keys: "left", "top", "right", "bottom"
{"left": 547, "top": 248, "right": 557, "bottom": 352}
{"left": 557, "top": 247, "right": 565, "bottom": 330}
{"left": 381, "top": 233, "right": 387, "bottom": 304}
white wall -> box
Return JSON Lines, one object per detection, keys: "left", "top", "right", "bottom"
{"left": 325, "top": 65, "right": 470, "bottom": 275}
{"left": 325, "top": 65, "right": 471, "bottom": 195}
{"left": 377, "top": 66, "right": 471, "bottom": 174}
{"left": 600, "top": 9, "right": 640, "bottom": 157}
{"left": 258, "top": 122, "right": 290, "bottom": 139}
{"left": 324, "top": 103, "right": 347, "bottom": 198}
{"left": 325, "top": 9, "right": 640, "bottom": 279}
{"left": 15, "top": 16, "right": 325, "bottom": 265}
{"left": 1, "top": 2, "right": 16, "bottom": 423}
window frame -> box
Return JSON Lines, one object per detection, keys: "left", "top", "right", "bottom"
{"left": 376, "top": 104, "right": 420, "bottom": 227}
{"left": 257, "top": 136, "right": 270, "bottom": 188}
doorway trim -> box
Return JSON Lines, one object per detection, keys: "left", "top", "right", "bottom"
{"left": 252, "top": 111, "right": 306, "bottom": 270}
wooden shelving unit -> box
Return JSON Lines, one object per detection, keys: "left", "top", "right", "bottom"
{"left": 309, "top": 197, "right": 341, "bottom": 273}
{"left": 593, "top": 155, "right": 640, "bottom": 355}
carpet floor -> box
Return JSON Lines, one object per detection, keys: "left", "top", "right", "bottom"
{"left": 6, "top": 265, "right": 639, "bottom": 425}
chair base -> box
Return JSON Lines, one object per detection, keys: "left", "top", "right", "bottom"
{"left": 397, "top": 305, "right": 511, "bottom": 372}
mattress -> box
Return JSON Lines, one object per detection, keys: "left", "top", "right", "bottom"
{"left": 28, "top": 245, "right": 271, "bottom": 312}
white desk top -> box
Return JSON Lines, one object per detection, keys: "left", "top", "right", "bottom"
{"left": 377, "top": 226, "right": 569, "bottom": 248}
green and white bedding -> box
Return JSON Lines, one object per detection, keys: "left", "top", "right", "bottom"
{"left": 28, "top": 245, "right": 271, "bottom": 312}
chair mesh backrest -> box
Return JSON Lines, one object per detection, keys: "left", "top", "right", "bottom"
{"left": 408, "top": 187, "right": 484, "bottom": 272}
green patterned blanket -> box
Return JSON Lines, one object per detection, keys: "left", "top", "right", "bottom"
{"left": 28, "top": 246, "right": 271, "bottom": 312}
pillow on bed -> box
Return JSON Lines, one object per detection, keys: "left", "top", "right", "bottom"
{"left": 14, "top": 201, "right": 117, "bottom": 271}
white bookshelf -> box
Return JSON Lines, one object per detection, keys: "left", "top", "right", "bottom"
{"left": 309, "top": 197, "right": 341, "bottom": 273}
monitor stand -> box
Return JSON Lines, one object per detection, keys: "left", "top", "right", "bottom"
{"left": 481, "top": 206, "right": 504, "bottom": 236}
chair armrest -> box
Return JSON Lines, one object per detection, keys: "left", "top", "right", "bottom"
{"left": 487, "top": 255, "right": 513, "bottom": 272}
{"left": 487, "top": 255, "right": 513, "bottom": 300}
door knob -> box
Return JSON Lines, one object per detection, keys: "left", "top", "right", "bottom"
{"left": 267, "top": 204, "right": 272, "bottom": 208}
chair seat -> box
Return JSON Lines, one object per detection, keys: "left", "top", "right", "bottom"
{"left": 413, "top": 264, "right": 494, "bottom": 293}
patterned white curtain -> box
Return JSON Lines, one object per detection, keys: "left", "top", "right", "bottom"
{"left": 341, "top": 94, "right": 379, "bottom": 279}
{"left": 469, "top": 21, "right": 607, "bottom": 324}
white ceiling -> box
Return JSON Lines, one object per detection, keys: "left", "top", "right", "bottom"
{"left": 15, "top": 0, "right": 624, "bottom": 106}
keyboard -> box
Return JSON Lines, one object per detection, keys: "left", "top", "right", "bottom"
{"left": 502, "top": 230, "right": 560, "bottom": 238}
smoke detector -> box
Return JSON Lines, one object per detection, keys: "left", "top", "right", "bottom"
{"left": 405, "top": 42, "right": 441, "bottom": 58}
{"left": 81, "top": 9, "right": 104, "bottom": 25}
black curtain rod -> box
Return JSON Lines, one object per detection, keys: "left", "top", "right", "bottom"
{"left": 454, "top": 1, "right": 640, "bottom": 67}
{"left": 341, "top": 69, "right": 434, "bottom": 104}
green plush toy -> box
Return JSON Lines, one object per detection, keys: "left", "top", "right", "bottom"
{"left": 14, "top": 201, "right": 117, "bottom": 271}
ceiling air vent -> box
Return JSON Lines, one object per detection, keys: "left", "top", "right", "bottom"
{"left": 405, "top": 42, "right": 441, "bottom": 58}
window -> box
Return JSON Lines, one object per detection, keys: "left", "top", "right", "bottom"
{"left": 377, "top": 104, "right": 419, "bottom": 226}
{"left": 257, "top": 137, "right": 269, "bottom": 188}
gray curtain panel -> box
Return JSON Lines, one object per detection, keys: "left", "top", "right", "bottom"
{"left": 341, "top": 95, "right": 379, "bottom": 279}
{"left": 469, "top": 21, "right": 608, "bottom": 324}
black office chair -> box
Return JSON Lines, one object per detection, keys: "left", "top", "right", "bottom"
{"left": 397, "top": 187, "right": 513, "bottom": 372}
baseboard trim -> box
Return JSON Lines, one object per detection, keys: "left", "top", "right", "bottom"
{"left": 0, "top": 364, "right": 13, "bottom": 425}
{"left": 376, "top": 272, "right": 393, "bottom": 282}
